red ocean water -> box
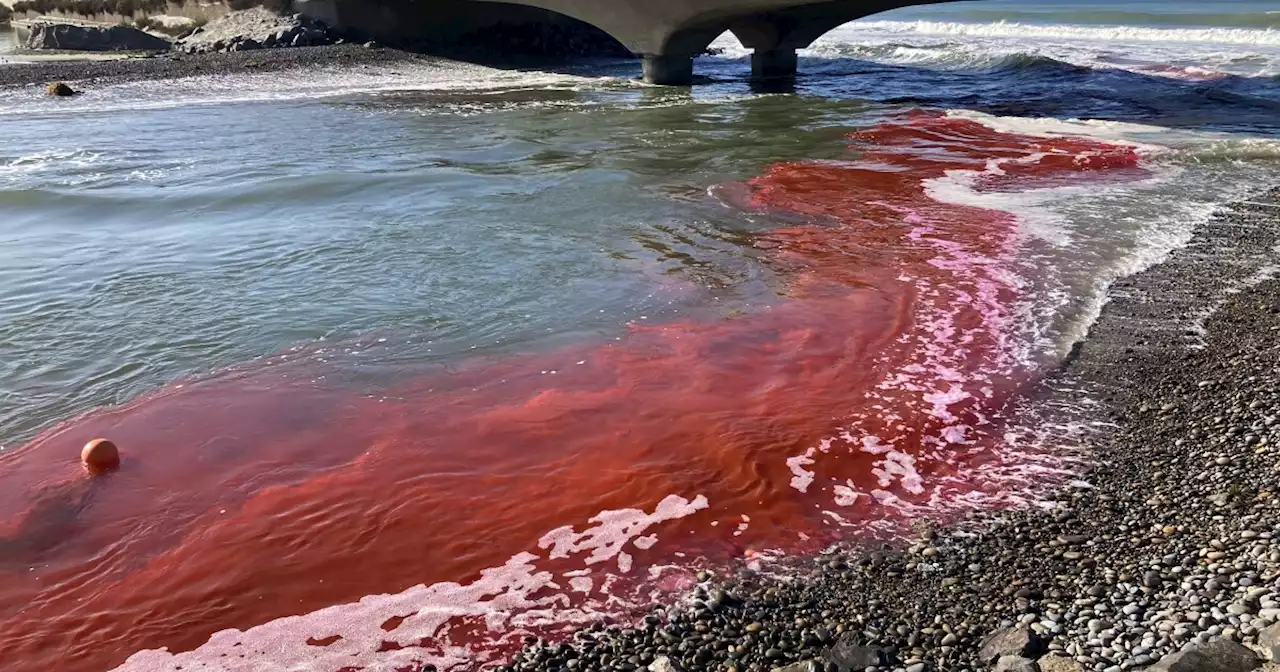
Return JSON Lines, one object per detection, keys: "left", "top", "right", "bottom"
{"left": 0, "top": 113, "right": 1145, "bottom": 672}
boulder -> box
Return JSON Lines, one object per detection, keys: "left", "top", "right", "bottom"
{"left": 1147, "top": 637, "right": 1260, "bottom": 672}
{"left": 1036, "top": 655, "right": 1086, "bottom": 672}
{"left": 823, "top": 633, "right": 883, "bottom": 672}
{"left": 293, "top": 27, "right": 326, "bottom": 46}
{"left": 978, "top": 627, "right": 1046, "bottom": 665}
{"left": 994, "top": 655, "right": 1038, "bottom": 672}
{"left": 26, "top": 23, "right": 170, "bottom": 52}
{"left": 1257, "top": 621, "right": 1280, "bottom": 660}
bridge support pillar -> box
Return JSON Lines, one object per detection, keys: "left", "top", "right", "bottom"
{"left": 752, "top": 48, "right": 797, "bottom": 79}
{"left": 642, "top": 53, "right": 695, "bottom": 86}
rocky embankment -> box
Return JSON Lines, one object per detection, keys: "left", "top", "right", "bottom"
{"left": 173, "top": 7, "right": 338, "bottom": 53}
{"left": 15, "top": 8, "right": 341, "bottom": 54}
{"left": 499, "top": 190, "right": 1280, "bottom": 672}
{"left": 12, "top": 5, "right": 633, "bottom": 58}
{"left": 24, "top": 22, "right": 170, "bottom": 51}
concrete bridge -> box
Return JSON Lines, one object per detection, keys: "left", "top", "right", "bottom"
{"left": 475, "top": 0, "right": 962, "bottom": 84}
{"left": 298, "top": 0, "right": 963, "bottom": 84}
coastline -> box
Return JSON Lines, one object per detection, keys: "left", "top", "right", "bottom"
{"left": 2, "top": 29, "right": 1278, "bottom": 672}
{"left": 0, "top": 43, "right": 431, "bottom": 87}
{"left": 501, "top": 189, "right": 1280, "bottom": 672}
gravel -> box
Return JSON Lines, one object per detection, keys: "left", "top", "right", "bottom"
{"left": 495, "top": 188, "right": 1280, "bottom": 672}
{"left": 0, "top": 43, "right": 425, "bottom": 88}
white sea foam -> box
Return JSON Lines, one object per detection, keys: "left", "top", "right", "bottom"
{"left": 944, "top": 109, "right": 1280, "bottom": 353}
{"left": 785, "top": 449, "right": 817, "bottom": 493}
{"left": 839, "top": 20, "right": 1280, "bottom": 48}
{"left": 781, "top": 109, "right": 1271, "bottom": 535}
{"left": 1185, "top": 241, "right": 1280, "bottom": 343}
{"left": 942, "top": 109, "right": 1173, "bottom": 147}
{"left": 710, "top": 18, "right": 1280, "bottom": 80}
{"left": 0, "top": 148, "right": 108, "bottom": 185}
{"left": 539, "top": 494, "right": 709, "bottom": 566}
{"left": 114, "top": 494, "right": 708, "bottom": 672}
{"left": 0, "top": 60, "right": 609, "bottom": 117}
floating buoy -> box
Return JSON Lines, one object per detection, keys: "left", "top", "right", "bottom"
{"left": 81, "top": 438, "right": 120, "bottom": 474}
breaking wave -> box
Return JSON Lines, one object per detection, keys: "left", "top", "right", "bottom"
{"left": 846, "top": 20, "right": 1280, "bottom": 48}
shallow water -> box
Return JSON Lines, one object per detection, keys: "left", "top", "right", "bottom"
{"left": 0, "top": 25, "right": 15, "bottom": 54}
{"left": 1, "top": 2, "right": 1280, "bottom": 671}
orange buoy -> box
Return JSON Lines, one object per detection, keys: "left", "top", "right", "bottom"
{"left": 81, "top": 438, "right": 120, "bottom": 474}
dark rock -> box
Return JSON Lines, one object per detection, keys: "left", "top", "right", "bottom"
{"left": 1147, "top": 637, "right": 1260, "bottom": 672}
{"left": 25, "top": 23, "right": 170, "bottom": 52}
{"left": 300, "top": 28, "right": 326, "bottom": 45}
{"left": 823, "top": 633, "right": 882, "bottom": 672}
{"left": 979, "top": 627, "right": 1046, "bottom": 664}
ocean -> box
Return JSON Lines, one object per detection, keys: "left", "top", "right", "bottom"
{"left": 0, "top": 2, "right": 1279, "bottom": 670}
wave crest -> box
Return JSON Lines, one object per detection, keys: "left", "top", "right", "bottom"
{"left": 844, "top": 20, "right": 1280, "bottom": 48}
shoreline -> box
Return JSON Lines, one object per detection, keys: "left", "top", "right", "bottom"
{"left": 500, "top": 189, "right": 1280, "bottom": 672}
{"left": 0, "top": 38, "right": 639, "bottom": 90}
{"left": 0, "top": 43, "right": 444, "bottom": 88}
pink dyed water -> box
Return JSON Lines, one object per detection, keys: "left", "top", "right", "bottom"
{"left": 0, "top": 113, "right": 1146, "bottom": 672}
